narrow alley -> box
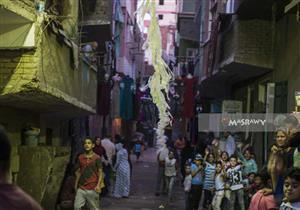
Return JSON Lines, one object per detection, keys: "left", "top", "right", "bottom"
{"left": 101, "top": 148, "right": 185, "bottom": 210}
{"left": 2, "top": 0, "right": 300, "bottom": 210}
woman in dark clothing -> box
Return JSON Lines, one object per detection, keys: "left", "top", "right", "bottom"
{"left": 267, "top": 128, "right": 294, "bottom": 204}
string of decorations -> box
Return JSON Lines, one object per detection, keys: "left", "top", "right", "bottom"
{"left": 136, "top": 0, "right": 173, "bottom": 145}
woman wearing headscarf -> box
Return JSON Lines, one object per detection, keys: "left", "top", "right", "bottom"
{"left": 113, "top": 142, "right": 131, "bottom": 198}
{"left": 267, "top": 128, "right": 294, "bottom": 204}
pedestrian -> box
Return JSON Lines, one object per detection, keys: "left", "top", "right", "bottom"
{"left": 180, "top": 140, "right": 194, "bottom": 182}
{"left": 101, "top": 136, "right": 116, "bottom": 194}
{"left": 212, "top": 161, "right": 225, "bottom": 210}
{"left": 0, "top": 127, "right": 43, "bottom": 210}
{"left": 249, "top": 169, "right": 278, "bottom": 210}
{"left": 203, "top": 151, "right": 216, "bottom": 210}
{"left": 190, "top": 154, "right": 204, "bottom": 210}
{"left": 133, "top": 140, "right": 143, "bottom": 162}
{"left": 74, "top": 137, "right": 103, "bottom": 210}
{"left": 288, "top": 131, "right": 300, "bottom": 168}
{"left": 101, "top": 136, "right": 116, "bottom": 166}
{"left": 94, "top": 136, "right": 106, "bottom": 158}
{"left": 280, "top": 167, "right": 300, "bottom": 209}
{"left": 184, "top": 164, "right": 192, "bottom": 210}
{"left": 224, "top": 131, "right": 236, "bottom": 157}
{"left": 113, "top": 142, "right": 130, "bottom": 198}
{"left": 155, "top": 139, "right": 169, "bottom": 196}
{"left": 226, "top": 155, "right": 245, "bottom": 210}
{"left": 244, "top": 172, "right": 257, "bottom": 209}
{"left": 237, "top": 148, "right": 258, "bottom": 176}
{"left": 93, "top": 137, "right": 110, "bottom": 196}
{"left": 164, "top": 150, "right": 177, "bottom": 202}
{"left": 268, "top": 128, "right": 294, "bottom": 204}
{"left": 174, "top": 135, "right": 186, "bottom": 158}
{"left": 219, "top": 151, "right": 230, "bottom": 170}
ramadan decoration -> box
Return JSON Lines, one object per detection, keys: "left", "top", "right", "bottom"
{"left": 136, "top": 0, "right": 173, "bottom": 144}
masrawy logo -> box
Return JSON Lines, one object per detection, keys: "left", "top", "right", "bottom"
{"left": 227, "top": 118, "right": 267, "bottom": 127}
{"left": 198, "top": 113, "right": 300, "bottom": 132}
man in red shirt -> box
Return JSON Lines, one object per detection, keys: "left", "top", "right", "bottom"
{"left": 0, "top": 127, "right": 43, "bottom": 210}
{"left": 74, "top": 137, "right": 103, "bottom": 210}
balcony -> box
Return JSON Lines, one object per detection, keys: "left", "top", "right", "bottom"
{"left": 217, "top": 19, "right": 273, "bottom": 83}
{"left": 0, "top": 4, "right": 97, "bottom": 116}
{"left": 178, "top": 0, "right": 196, "bottom": 18}
{"left": 79, "top": 0, "right": 112, "bottom": 26}
{"left": 236, "top": 0, "right": 289, "bottom": 20}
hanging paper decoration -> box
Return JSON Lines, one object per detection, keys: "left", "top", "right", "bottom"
{"left": 136, "top": 0, "right": 173, "bottom": 144}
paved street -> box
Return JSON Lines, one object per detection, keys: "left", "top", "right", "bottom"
{"left": 101, "top": 148, "right": 185, "bottom": 210}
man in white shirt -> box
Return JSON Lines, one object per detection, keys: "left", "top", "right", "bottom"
{"left": 101, "top": 136, "right": 116, "bottom": 194}
{"left": 224, "top": 131, "right": 236, "bottom": 157}
{"left": 101, "top": 137, "right": 115, "bottom": 166}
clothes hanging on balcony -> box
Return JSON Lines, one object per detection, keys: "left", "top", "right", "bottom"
{"left": 112, "top": 81, "right": 121, "bottom": 118}
{"left": 181, "top": 63, "right": 187, "bottom": 77}
{"left": 183, "top": 76, "right": 198, "bottom": 118}
{"left": 120, "top": 76, "right": 134, "bottom": 120}
{"left": 188, "top": 61, "right": 195, "bottom": 75}
{"left": 97, "top": 80, "right": 112, "bottom": 116}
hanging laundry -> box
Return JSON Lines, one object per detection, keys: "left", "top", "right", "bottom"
{"left": 97, "top": 79, "right": 112, "bottom": 116}
{"left": 111, "top": 74, "right": 122, "bottom": 118}
{"left": 119, "top": 76, "right": 135, "bottom": 120}
{"left": 183, "top": 76, "right": 198, "bottom": 118}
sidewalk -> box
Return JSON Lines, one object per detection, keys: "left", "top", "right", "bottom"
{"left": 101, "top": 148, "right": 185, "bottom": 210}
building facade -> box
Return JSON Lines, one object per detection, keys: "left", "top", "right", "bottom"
{"left": 176, "top": 0, "right": 200, "bottom": 77}
{"left": 0, "top": 0, "right": 111, "bottom": 209}
{"left": 197, "top": 0, "right": 300, "bottom": 166}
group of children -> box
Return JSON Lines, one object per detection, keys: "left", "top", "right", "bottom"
{"left": 180, "top": 129, "right": 300, "bottom": 210}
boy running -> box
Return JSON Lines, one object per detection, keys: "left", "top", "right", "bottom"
{"left": 74, "top": 137, "right": 103, "bottom": 210}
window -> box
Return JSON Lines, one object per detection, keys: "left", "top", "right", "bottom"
{"left": 159, "top": 0, "right": 164, "bottom": 5}
{"left": 158, "top": 14, "right": 163, "bottom": 20}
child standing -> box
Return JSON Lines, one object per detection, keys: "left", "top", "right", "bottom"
{"left": 212, "top": 161, "right": 225, "bottom": 210}
{"left": 203, "top": 152, "right": 216, "bottom": 210}
{"left": 237, "top": 148, "right": 258, "bottom": 176}
{"left": 165, "top": 150, "right": 177, "bottom": 202}
{"left": 74, "top": 138, "right": 103, "bottom": 210}
{"left": 226, "top": 155, "right": 245, "bottom": 210}
{"left": 244, "top": 172, "right": 256, "bottom": 209}
{"left": 220, "top": 151, "right": 230, "bottom": 171}
{"left": 184, "top": 164, "right": 192, "bottom": 210}
{"left": 280, "top": 167, "right": 300, "bottom": 209}
{"left": 249, "top": 169, "right": 278, "bottom": 210}
{"left": 134, "top": 140, "right": 143, "bottom": 162}
{"left": 190, "top": 154, "right": 204, "bottom": 210}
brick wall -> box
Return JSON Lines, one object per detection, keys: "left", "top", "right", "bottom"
{"left": 235, "top": 19, "right": 273, "bottom": 69}
{"left": 0, "top": 50, "right": 38, "bottom": 94}
{"left": 219, "top": 19, "right": 273, "bottom": 69}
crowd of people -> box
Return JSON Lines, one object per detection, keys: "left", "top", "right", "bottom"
{"left": 71, "top": 135, "right": 134, "bottom": 210}
{"left": 155, "top": 115, "right": 300, "bottom": 210}
{"left": 2, "top": 114, "right": 300, "bottom": 210}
